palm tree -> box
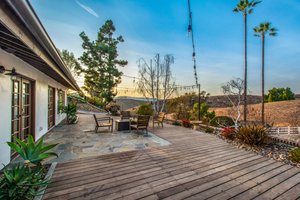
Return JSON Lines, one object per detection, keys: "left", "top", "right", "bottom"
{"left": 254, "top": 22, "right": 277, "bottom": 125}
{"left": 233, "top": 0, "right": 261, "bottom": 123}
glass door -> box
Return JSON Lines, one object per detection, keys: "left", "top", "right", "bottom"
{"left": 48, "top": 86, "right": 55, "bottom": 129}
{"left": 11, "top": 78, "right": 32, "bottom": 158}
{"left": 12, "top": 79, "right": 21, "bottom": 144}
{"left": 21, "top": 80, "right": 31, "bottom": 140}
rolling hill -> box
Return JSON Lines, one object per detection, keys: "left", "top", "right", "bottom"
{"left": 211, "top": 99, "right": 300, "bottom": 127}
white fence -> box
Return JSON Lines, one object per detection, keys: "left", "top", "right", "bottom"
{"left": 269, "top": 127, "right": 300, "bottom": 135}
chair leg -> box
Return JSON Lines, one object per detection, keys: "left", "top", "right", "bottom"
{"left": 95, "top": 126, "right": 98, "bottom": 133}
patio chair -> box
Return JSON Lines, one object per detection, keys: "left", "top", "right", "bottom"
{"left": 93, "top": 114, "right": 113, "bottom": 133}
{"left": 153, "top": 112, "right": 165, "bottom": 128}
{"left": 120, "top": 111, "right": 131, "bottom": 120}
{"left": 130, "top": 115, "right": 150, "bottom": 135}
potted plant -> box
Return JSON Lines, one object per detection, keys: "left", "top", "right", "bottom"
{"left": 62, "top": 103, "right": 78, "bottom": 124}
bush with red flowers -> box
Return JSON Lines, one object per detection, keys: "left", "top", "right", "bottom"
{"left": 181, "top": 119, "right": 191, "bottom": 128}
{"left": 221, "top": 127, "right": 236, "bottom": 140}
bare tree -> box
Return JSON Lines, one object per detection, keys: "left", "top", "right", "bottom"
{"left": 137, "top": 54, "right": 176, "bottom": 114}
{"left": 221, "top": 78, "right": 244, "bottom": 129}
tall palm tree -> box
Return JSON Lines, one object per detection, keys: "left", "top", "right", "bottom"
{"left": 233, "top": 0, "right": 261, "bottom": 123}
{"left": 254, "top": 22, "right": 277, "bottom": 125}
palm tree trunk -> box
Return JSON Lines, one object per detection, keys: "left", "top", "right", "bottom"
{"left": 243, "top": 13, "right": 248, "bottom": 123}
{"left": 262, "top": 34, "right": 265, "bottom": 125}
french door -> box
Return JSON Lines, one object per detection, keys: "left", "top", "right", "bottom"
{"left": 48, "top": 86, "right": 55, "bottom": 129}
{"left": 11, "top": 78, "right": 33, "bottom": 157}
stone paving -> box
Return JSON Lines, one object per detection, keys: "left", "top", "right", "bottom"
{"left": 44, "top": 113, "right": 170, "bottom": 163}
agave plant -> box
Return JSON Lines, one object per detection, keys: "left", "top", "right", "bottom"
{"left": 7, "top": 135, "right": 58, "bottom": 166}
{"left": 236, "top": 125, "right": 269, "bottom": 147}
{"left": 0, "top": 164, "right": 48, "bottom": 200}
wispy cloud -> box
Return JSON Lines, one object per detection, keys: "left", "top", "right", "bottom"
{"left": 75, "top": 0, "right": 99, "bottom": 18}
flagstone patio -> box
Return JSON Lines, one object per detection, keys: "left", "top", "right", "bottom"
{"left": 44, "top": 113, "right": 170, "bottom": 163}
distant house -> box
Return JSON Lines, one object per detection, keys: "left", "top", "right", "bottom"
{"left": 0, "top": 0, "right": 79, "bottom": 168}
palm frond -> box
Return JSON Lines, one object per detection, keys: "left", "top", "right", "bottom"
{"left": 269, "top": 32, "right": 277, "bottom": 36}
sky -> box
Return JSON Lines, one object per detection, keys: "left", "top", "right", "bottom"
{"left": 30, "top": 0, "right": 300, "bottom": 96}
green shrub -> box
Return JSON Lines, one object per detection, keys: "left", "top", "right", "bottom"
{"left": 62, "top": 103, "right": 77, "bottom": 124}
{"left": 265, "top": 87, "right": 295, "bottom": 102}
{"left": 172, "top": 121, "right": 181, "bottom": 126}
{"left": 86, "top": 96, "right": 104, "bottom": 107}
{"left": 289, "top": 148, "right": 300, "bottom": 163}
{"left": 0, "top": 164, "right": 48, "bottom": 200}
{"left": 210, "top": 116, "right": 234, "bottom": 127}
{"left": 190, "top": 102, "right": 215, "bottom": 123}
{"left": 137, "top": 104, "right": 154, "bottom": 116}
{"left": 236, "top": 125, "right": 269, "bottom": 147}
{"left": 105, "top": 101, "right": 121, "bottom": 116}
{"left": 7, "top": 135, "right": 58, "bottom": 167}
{"left": 205, "top": 127, "right": 214, "bottom": 133}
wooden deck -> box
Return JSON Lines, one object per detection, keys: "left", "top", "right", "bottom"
{"left": 43, "top": 124, "right": 300, "bottom": 200}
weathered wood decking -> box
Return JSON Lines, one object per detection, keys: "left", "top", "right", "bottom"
{"left": 43, "top": 124, "right": 300, "bottom": 200}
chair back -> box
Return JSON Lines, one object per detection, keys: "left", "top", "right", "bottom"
{"left": 158, "top": 112, "right": 165, "bottom": 122}
{"left": 121, "top": 111, "right": 131, "bottom": 120}
{"left": 137, "top": 115, "right": 150, "bottom": 128}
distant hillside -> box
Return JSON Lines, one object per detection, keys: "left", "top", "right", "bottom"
{"left": 207, "top": 95, "right": 261, "bottom": 108}
{"left": 294, "top": 94, "right": 300, "bottom": 99}
{"left": 211, "top": 99, "right": 300, "bottom": 126}
{"left": 116, "top": 95, "right": 262, "bottom": 110}
{"left": 115, "top": 97, "right": 149, "bottom": 110}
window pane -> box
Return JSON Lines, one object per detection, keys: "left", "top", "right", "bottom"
{"left": 23, "top": 106, "right": 29, "bottom": 115}
{"left": 13, "top": 107, "right": 19, "bottom": 119}
{"left": 24, "top": 128, "right": 30, "bottom": 139}
{"left": 22, "top": 116, "right": 29, "bottom": 127}
{"left": 13, "top": 120, "right": 19, "bottom": 132}
{"left": 14, "top": 81, "right": 19, "bottom": 93}
{"left": 13, "top": 94, "right": 19, "bottom": 106}
{"left": 22, "top": 94, "right": 30, "bottom": 105}
{"left": 23, "top": 83, "right": 29, "bottom": 94}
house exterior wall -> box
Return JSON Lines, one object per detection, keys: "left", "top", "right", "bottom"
{"left": 0, "top": 49, "right": 68, "bottom": 169}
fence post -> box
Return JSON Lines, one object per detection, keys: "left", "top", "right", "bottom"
{"left": 298, "top": 127, "right": 300, "bottom": 134}
{"left": 288, "top": 126, "right": 290, "bottom": 135}
{"left": 277, "top": 128, "right": 279, "bottom": 135}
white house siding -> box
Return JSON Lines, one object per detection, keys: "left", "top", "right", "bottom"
{"left": 0, "top": 48, "right": 68, "bottom": 168}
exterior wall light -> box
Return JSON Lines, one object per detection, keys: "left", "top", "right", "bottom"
{"left": 0, "top": 65, "right": 19, "bottom": 80}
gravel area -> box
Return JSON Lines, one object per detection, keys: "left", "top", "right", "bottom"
{"left": 212, "top": 132, "right": 300, "bottom": 168}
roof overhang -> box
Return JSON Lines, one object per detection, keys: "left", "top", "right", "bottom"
{"left": 0, "top": 0, "right": 80, "bottom": 91}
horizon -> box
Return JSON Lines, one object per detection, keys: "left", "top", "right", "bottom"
{"left": 30, "top": 0, "right": 300, "bottom": 97}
